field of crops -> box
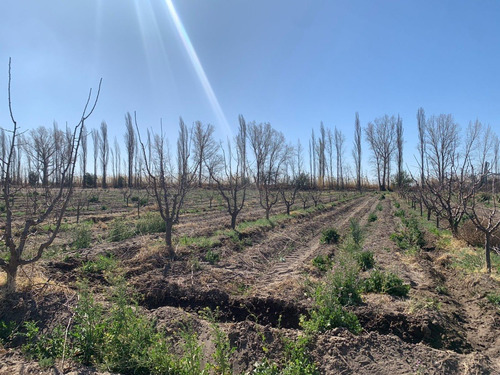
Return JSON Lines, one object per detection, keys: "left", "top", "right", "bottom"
{"left": 1, "top": 188, "right": 500, "bottom": 374}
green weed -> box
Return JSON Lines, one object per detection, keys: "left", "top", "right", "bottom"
{"left": 312, "top": 255, "right": 332, "bottom": 272}
{"left": 363, "top": 269, "right": 410, "bottom": 297}
{"left": 320, "top": 228, "right": 340, "bottom": 244}
{"left": 136, "top": 212, "right": 166, "bottom": 234}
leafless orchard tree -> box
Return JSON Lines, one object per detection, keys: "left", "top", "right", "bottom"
{"left": 100, "top": 121, "right": 109, "bottom": 188}
{"left": 353, "top": 112, "right": 362, "bottom": 192}
{"left": 249, "top": 122, "right": 289, "bottom": 220}
{"left": 466, "top": 174, "right": 500, "bottom": 273}
{"left": 193, "top": 121, "right": 216, "bottom": 187}
{"left": 365, "top": 115, "right": 396, "bottom": 191}
{"left": 206, "top": 115, "right": 248, "bottom": 229}
{"left": 0, "top": 59, "right": 101, "bottom": 294}
{"left": 424, "top": 118, "right": 480, "bottom": 235}
{"left": 125, "top": 112, "right": 136, "bottom": 188}
{"left": 280, "top": 145, "right": 308, "bottom": 215}
{"left": 136, "top": 115, "right": 196, "bottom": 258}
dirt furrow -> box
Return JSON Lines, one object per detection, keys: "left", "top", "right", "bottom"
{"left": 244, "top": 197, "right": 373, "bottom": 298}
{"left": 250, "top": 195, "right": 378, "bottom": 299}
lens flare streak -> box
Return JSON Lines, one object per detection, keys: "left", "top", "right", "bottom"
{"left": 165, "top": 0, "right": 231, "bottom": 136}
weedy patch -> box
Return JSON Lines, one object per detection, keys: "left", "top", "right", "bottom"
{"left": 363, "top": 269, "right": 411, "bottom": 297}
{"left": 407, "top": 296, "right": 442, "bottom": 313}
{"left": 81, "top": 253, "right": 116, "bottom": 275}
{"left": 312, "top": 255, "right": 332, "bottom": 272}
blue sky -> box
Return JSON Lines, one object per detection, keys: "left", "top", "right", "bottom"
{"left": 1, "top": 0, "right": 499, "bottom": 178}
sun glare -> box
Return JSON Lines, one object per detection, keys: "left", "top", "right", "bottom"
{"left": 164, "top": 0, "right": 232, "bottom": 138}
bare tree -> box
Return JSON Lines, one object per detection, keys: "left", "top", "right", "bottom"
{"left": 249, "top": 122, "right": 289, "bottom": 219}
{"left": 327, "top": 128, "right": 334, "bottom": 188}
{"left": 365, "top": 115, "right": 396, "bottom": 191}
{"left": 52, "top": 122, "right": 65, "bottom": 185}
{"left": 0, "top": 59, "right": 101, "bottom": 293}
{"left": 80, "top": 123, "right": 88, "bottom": 187}
{"left": 425, "top": 114, "right": 459, "bottom": 185}
{"left": 494, "top": 136, "right": 499, "bottom": 176}
{"left": 296, "top": 139, "right": 304, "bottom": 176}
{"left": 28, "top": 126, "right": 56, "bottom": 187}
{"left": 317, "top": 122, "right": 326, "bottom": 187}
{"left": 477, "top": 123, "right": 493, "bottom": 176}
{"left": 124, "top": 112, "right": 135, "bottom": 188}
{"left": 193, "top": 121, "right": 216, "bottom": 187}
{"left": 416, "top": 107, "right": 426, "bottom": 216}
{"left": 310, "top": 129, "right": 316, "bottom": 186}
{"left": 353, "top": 112, "right": 362, "bottom": 192}
{"left": 92, "top": 129, "right": 100, "bottom": 188}
{"left": 136, "top": 116, "right": 195, "bottom": 258}
{"left": 206, "top": 115, "right": 248, "bottom": 229}
{"left": 113, "top": 137, "right": 122, "bottom": 187}
{"left": 334, "top": 127, "right": 345, "bottom": 189}
{"left": 395, "top": 115, "right": 404, "bottom": 188}
{"left": 425, "top": 118, "right": 480, "bottom": 235}
{"left": 100, "top": 121, "right": 109, "bottom": 188}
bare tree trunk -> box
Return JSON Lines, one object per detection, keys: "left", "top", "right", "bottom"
{"left": 165, "top": 220, "right": 175, "bottom": 259}
{"left": 485, "top": 232, "right": 492, "bottom": 273}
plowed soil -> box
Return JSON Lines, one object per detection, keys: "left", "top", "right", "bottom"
{"left": 1, "top": 191, "right": 500, "bottom": 374}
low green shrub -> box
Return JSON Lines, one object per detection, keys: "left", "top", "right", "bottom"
{"left": 71, "top": 284, "right": 105, "bottom": 364}
{"left": 368, "top": 212, "right": 377, "bottom": 222}
{"left": 281, "top": 336, "right": 319, "bottom": 375}
{"left": 136, "top": 212, "right": 166, "bottom": 234}
{"left": 487, "top": 292, "right": 500, "bottom": 307}
{"left": 364, "top": 269, "right": 410, "bottom": 297}
{"left": 376, "top": 204, "right": 383, "bottom": 211}
{"left": 205, "top": 249, "right": 220, "bottom": 264}
{"left": 72, "top": 224, "right": 92, "bottom": 249}
{"left": 356, "top": 251, "right": 375, "bottom": 271}
{"left": 88, "top": 195, "right": 99, "bottom": 203}
{"left": 390, "top": 216, "right": 425, "bottom": 251}
{"left": 22, "top": 321, "right": 65, "bottom": 364}
{"left": 394, "top": 208, "right": 406, "bottom": 218}
{"left": 349, "top": 218, "right": 363, "bottom": 248}
{"left": 320, "top": 228, "right": 340, "bottom": 244}
{"left": 109, "top": 218, "right": 135, "bottom": 242}
{"left": 0, "top": 320, "right": 16, "bottom": 345}
{"left": 82, "top": 254, "right": 116, "bottom": 275}
{"left": 312, "top": 255, "right": 332, "bottom": 272}
{"left": 327, "top": 255, "right": 363, "bottom": 306}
